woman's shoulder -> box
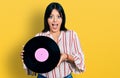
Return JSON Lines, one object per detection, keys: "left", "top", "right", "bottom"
{"left": 64, "top": 30, "right": 77, "bottom": 35}
{"left": 62, "top": 30, "right": 78, "bottom": 38}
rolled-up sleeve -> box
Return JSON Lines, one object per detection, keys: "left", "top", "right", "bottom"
{"left": 70, "top": 31, "right": 85, "bottom": 73}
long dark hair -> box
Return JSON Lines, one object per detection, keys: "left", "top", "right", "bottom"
{"left": 42, "top": 2, "right": 67, "bottom": 32}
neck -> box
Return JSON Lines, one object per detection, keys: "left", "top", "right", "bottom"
{"left": 50, "top": 31, "right": 60, "bottom": 36}
{"left": 50, "top": 31, "right": 61, "bottom": 43}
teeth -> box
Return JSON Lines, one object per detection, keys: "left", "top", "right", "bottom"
{"left": 52, "top": 24, "right": 58, "bottom": 26}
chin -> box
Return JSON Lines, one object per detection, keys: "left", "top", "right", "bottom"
{"left": 52, "top": 30, "right": 59, "bottom": 33}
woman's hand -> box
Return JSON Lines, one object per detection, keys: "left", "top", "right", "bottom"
{"left": 21, "top": 50, "right": 26, "bottom": 68}
{"left": 20, "top": 50, "right": 24, "bottom": 61}
{"left": 20, "top": 50, "right": 24, "bottom": 62}
{"left": 57, "top": 53, "right": 68, "bottom": 67}
{"left": 57, "top": 53, "right": 74, "bottom": 67}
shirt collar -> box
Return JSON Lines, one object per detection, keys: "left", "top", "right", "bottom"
{"left": 45, "top": 31, "right": 63, "bottom": 40}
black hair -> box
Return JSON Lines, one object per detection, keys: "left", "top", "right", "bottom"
{"left": 42, "top": 2, "right": 67, "bottom": 32}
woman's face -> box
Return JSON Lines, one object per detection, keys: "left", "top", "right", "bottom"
{"left": 48, "top": 9, "right": 62, "bottom": 33}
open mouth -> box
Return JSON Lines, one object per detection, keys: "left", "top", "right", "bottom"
{"left": 52, "top": 24, "right": 58, "bottom": 29}
{"left": 52, "top": 24, "right": 58, "bottom": 26}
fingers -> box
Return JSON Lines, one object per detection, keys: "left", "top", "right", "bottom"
{"left": 21, "top": 45, "right": 24, "bottom": 59}
{"left": 57, "top": 53, "right": 68, "bottom": 67}
{"left": 57, "top": 58, "right": 62, "bottom": 67}
{"left": 57, "top": 54, "right": 62, "bottom": 67}
{"left": 21, "top": 45, "right": 25, "bottom": 63}
{"left": 21, "top": 50, "right": 24, "bottom": 59}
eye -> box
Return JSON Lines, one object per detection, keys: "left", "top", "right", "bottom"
{"left": 49, "top": 15, "right": 53, "bottom": 19}
{"left": 57, "top": 16, "right": 61, "bottom": 18}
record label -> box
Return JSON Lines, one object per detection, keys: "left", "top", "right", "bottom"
{"left": 34, "top": 48, "right": 49, "bottom": 62}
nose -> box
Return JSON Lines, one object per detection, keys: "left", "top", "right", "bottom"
{"left": 53, "top": 17, "right": 57, "bottom": 22}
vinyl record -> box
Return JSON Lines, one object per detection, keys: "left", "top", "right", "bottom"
{"left": 23, "top": 36, "right": 60, "bottom": 73}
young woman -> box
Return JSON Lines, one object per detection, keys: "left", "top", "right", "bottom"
{"left": 22, "top": 2, "right": 85, "bottom": 78}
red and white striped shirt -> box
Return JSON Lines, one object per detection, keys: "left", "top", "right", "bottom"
{"left": 35, "top": 30, "right": 85, "bottom": 78}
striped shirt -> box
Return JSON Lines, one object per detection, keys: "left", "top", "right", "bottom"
{"left": 23, "top": 30, "right": 85, "bottom": 78}
{"left": 35, "top": 30, "right": 85, "bottom": 78}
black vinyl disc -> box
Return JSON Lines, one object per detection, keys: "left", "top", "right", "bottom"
{"left": 23, "top": 36, "right": 60, "bottom": 73}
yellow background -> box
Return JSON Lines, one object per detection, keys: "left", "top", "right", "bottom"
{"left": 0, "top": 0, "right": 120, "bottom": 78}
